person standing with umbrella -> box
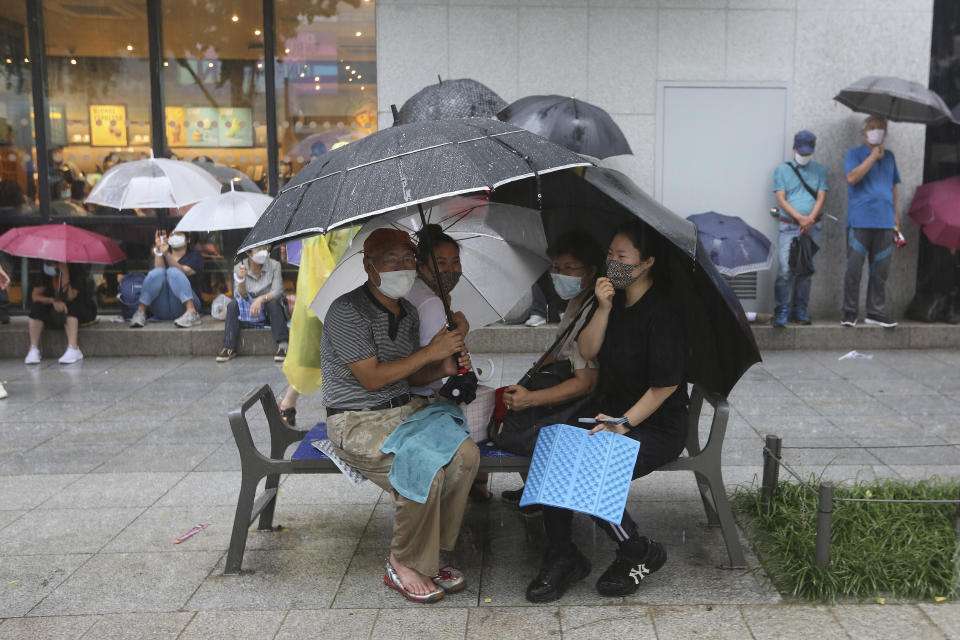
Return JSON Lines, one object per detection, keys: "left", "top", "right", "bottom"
{"left": 526, "top": 219, "right": 685, "bottom": 603}
{"left": 842, "top": 117, "right": 901, "bottom": 328}
{"left": 24, "top": 260, "right": 97, "bottom": 365}
{"left": 772, "top": 130, "right": 828, "bottom": 327}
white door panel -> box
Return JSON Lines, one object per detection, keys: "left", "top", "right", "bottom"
{"left": 657, "top": 83, "right": 791, "bottom": 312}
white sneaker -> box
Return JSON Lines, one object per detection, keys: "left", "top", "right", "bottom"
{"left": 129, "top": 308, "right": 146, "bottom": 328}
{"left": 58, "top": 346, "right": 84, "bottom": 364}
{"left": 0, "top": 383, "right": 7, "bottom": 399}
{"left": 24, "top": 346, "right": 41, "bottom": 365}
{"left": 524, "top": 314, "right": 547, "bottom": 327}
{"left": 174, "top": 309, "right": 201, "bottom": 328}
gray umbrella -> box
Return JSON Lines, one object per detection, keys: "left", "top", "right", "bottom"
{"left": 498, "top": 95, "right": 632, "bottom": 158}
{"left": 193, "top": 161, "right": 261, "bottom": 193}
{"left": 394, "top": 78, "right": 507, "bottom": 125}
{"left": 238, "top": 117, "right": 591, "bottom": 252}
{"left": 834, "top": 76, "right": 953, "bottom": 125}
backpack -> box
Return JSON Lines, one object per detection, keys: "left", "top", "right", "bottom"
{"left": 117, "top": 272, "right": 146, "bottom": 319}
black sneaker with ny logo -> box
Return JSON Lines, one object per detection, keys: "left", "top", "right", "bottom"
{"left": 595, "top": 538, "right": 667, "bottom": 597}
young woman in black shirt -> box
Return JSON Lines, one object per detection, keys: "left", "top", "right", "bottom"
{"left": 526, "top": 219, "right": 689, "bottom": 603}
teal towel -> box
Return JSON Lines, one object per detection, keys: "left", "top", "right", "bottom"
{"left": 380, "top": 402, "right": 470, "bottom": 503}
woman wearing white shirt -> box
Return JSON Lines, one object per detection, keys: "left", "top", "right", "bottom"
{"left": 405, "top": 224, "right": 488, "bottom": 500}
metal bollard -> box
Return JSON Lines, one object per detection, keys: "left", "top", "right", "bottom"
{"left": 761, "top": 434, "right": 782, "bottom": 503}
{"left": 815, "top": 482, "right": 835, "bottom": 569}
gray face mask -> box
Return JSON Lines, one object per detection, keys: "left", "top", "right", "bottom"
{"left": 424, "top": 270, "right": 462, "bottom": 296}
{"left": 605, "top": 259, "right": 642, "bottom": 290}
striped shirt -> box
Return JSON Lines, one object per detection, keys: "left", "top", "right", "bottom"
{"left": 320, "top": 285, "right": 420, "bottom": 410}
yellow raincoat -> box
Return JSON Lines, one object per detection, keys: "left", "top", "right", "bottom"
{"left": 281, "top": 228, "right": 356, "bottom": 394}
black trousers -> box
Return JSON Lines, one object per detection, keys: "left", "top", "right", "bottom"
{"left": 541, "top": 421, "right": 686, "bottom": 551}
{"left": 222, "top": 297, "right": 289, "bottom": 349}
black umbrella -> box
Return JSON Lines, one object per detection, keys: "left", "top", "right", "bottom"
{"left": 194, "top": 161, "right": 261, "bottom": 193}
{"left": 492, "top": 167, "right": 760, "bottom": 397}
{"left": 239, "top": 117, "right": 591, "bottom": 403}
{"left": 498, "top": 95, "right": 632, "bottom": 159}
{"left": 239, "top": 118, "right": 591, "bottom": 251}
{"left": 394, "top": 78, "right": 507, "bottom": 125}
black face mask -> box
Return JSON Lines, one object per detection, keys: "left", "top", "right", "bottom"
{"left": 605, "top": 259, "right": 642, "bottom": 290}
{"left": 424, "top": 270, "right": 462, "bottom": 296}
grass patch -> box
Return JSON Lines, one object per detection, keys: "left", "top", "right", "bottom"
{"left": 734, "top": 477, "right": 960, "bottom": 602}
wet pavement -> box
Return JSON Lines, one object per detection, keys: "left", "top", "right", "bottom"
{"left": 1, "top": 349, "right": 959, "bottom": 638}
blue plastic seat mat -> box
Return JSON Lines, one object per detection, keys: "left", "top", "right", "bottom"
{"left": 518, "top": 423, "right": 640, "bottom": 523}
{"left": 291, "top": 423, "right": 521, "bottom": 461}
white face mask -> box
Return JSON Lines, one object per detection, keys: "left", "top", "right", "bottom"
{"left": 168, "top": 235, "right": 186, "bottom": 249}
{"left": 865, "top": 129, "right": 885, "bottom": 145}
{"left": 250, "top": 249, "right": 269, "bottom": 264}
{"left": 376, "top": 269, "right": 416, "bottom": 299}
{"left": 551, "top": 273, "right": 584, "bottom": 300}
{"left": 794, "top": 152, "right": 812, "bottom": 167}
{"left": 43, "top": 264, "right": 57, "bottom": 277}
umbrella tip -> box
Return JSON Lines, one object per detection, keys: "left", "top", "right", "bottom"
{"left": 390, "top": 104, "right": 400, "bottom": 125}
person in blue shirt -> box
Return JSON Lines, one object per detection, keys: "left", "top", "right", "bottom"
{"left": 772, "top": 130, "right": 828, "bottom": 326}
{"left": 842, "top": 117, "right": 901, "bottom": 328}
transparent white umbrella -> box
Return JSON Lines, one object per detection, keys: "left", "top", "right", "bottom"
{"left": 310, "top": 197, "right": 550, "bottom": 329}
{"left": 85, "top": 157, "right": 221, "bottom": 210}
{"left": 174, "top": 186, "right": 274, "bottom": 233}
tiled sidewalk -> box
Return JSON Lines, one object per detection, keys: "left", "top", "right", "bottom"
{"left": 0, "top": 350, "right": 959, "bottom": 638}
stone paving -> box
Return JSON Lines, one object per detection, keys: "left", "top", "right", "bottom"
{"left": 0, "top": 350, "right": 959, "bottom": 638}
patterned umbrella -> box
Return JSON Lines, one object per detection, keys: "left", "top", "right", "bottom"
{"left": 394, "top": 78, "right": 507, "bottom": 125}
{"left": 687, "top": 211, "right": 774, "bottom": 277}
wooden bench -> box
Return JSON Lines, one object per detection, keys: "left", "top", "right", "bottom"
{"left": 225, "top": 383, "right": 746, "bottom": 575}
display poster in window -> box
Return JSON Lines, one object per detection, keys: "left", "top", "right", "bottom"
{"left": 184, "top": 107, "right": 219, "bottom": 147}
{"left": 166, "top": 106, "right": 187, "bottom": 148}
{"left": 48, "top": 105, "right": 67, "bottom": 147}
{"left": 89, "top": 105, "right": 127, "bottom": 147}
{"left": 217, "top": 107, "right": 253, "bottom": 147}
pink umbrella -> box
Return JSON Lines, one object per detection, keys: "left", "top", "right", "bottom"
{"left": 0, "top": 223, "right": 127, "bottom": 264}
{"left": 909, "top": 176, "right": 960, "bottom": 249}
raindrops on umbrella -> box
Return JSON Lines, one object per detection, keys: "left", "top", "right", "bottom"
{"left": 394, "top": 77, "right": 507, "bottom": 125}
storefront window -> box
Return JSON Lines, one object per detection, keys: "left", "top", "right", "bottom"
{"left": 163, "top": 0, "right": 269, "bottom": 193}
{"left": 0, "top": 4, "right": 37, "bottom": 216}
{"left": 42, "top": 1, "right": 151, "bottom": 218}
{"left": 275, "top": 0, "right": 377, "bottom": 186}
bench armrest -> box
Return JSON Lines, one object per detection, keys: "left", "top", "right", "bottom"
{"left": 228, "top": 384, "right": 306, "bottom": 464}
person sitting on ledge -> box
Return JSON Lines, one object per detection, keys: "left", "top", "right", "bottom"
{"left": 129, "top": 230, "right": 203, "bottom": 329}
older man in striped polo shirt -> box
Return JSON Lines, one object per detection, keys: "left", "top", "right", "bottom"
{"left": 320, "top": 228, "right": 479, "bottom": 603}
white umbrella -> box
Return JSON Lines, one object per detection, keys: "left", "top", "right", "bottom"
{"left": 85, "top": 157, "right": 221, "bottom": 209}
{"left": 174, "top": 187, "right": 274, "bottom": 233}
{"left": 310, "top": 197, "right": 550, "bottom": 329}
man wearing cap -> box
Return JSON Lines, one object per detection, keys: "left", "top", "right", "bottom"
{"left": 842, "top": 116, "right": 901, "bottom": 328}
{"left": 772, "top": 130, "right": 828, "bottom": 327}
{"left": 320, "top": 228, "right": 479, "bottom": 604}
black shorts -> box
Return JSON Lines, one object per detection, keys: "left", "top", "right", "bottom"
{"left": 29, "top": 299, "right": 97, "bottom": 328}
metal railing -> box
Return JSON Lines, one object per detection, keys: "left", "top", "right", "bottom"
{"left": 760, "top": 434, "right": 960, "bottom": 569}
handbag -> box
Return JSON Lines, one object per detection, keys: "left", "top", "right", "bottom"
{"left": 789, "top": 233, "right": 819, "bottom": 277}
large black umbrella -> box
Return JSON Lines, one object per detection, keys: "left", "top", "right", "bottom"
{"left": 239, "top": 118, "right": 591, "bottom": 251}
{"left": 493, "top": 167, "right": 760, "bottom": 397}
{"left": 498, "top": 95, "right": 632, "bottom": 159}
{"left": 834, "top": 76, "right": 953, "bottom": 125}
{"left": 394, "top": 78, "right": 507, "bottom": 125}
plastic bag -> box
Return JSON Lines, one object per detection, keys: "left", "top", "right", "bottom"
{"left": 210, "top": 294, "right": 231, "bottom": 321}
{"left": 789, "top": 233, "right": 819, "bottom": 277}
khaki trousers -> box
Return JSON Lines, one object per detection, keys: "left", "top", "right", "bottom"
{"left": 326, "top": 399, "right": 480, "bottom": 576}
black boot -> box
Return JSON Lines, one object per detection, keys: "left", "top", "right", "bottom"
{"left": 525, "top": 545, "right": 591, "bottom": 603}
{"left": 595, "top": 537, "right": 667, "bottom": 597}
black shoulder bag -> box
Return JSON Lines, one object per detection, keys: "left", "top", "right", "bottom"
{"left": 784, "top": 162, "right": 820, "bottom": 276}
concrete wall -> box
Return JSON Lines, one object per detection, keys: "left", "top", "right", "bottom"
{"left": 375, "top": 0, "right": 934, "bottom": 319}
